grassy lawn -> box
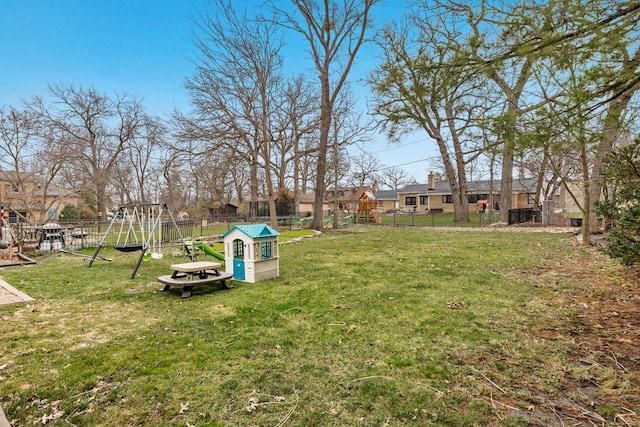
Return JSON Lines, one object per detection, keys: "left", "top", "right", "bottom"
{"left": 0, "top": 227, "right": 620, "bottom": 426}
{"left": 380, "top": 212, "right": 501, "bottom": 227}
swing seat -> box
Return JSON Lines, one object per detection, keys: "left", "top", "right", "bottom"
{"left": 114, "top": 244, "right": 144, "bottom": 252}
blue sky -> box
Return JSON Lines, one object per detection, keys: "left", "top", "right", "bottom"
{"left": 1, "top": 0, "right": 437, "bottom": 182}
{"left": 1, "top": 0, "right": 199, "bottom": 116}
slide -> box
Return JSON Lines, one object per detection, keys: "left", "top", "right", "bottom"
{"left": 186, "top": 241, "right": 225, "bottom": 261}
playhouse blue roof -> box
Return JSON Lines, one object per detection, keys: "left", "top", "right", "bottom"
{"left": 222, "top": 224, "right": 280, "bottom": 239}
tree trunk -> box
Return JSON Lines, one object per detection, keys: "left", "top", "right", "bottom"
{"left": 499, "top": 145, "right": 514, "bottom": 223}
{"left": 589, "top": 92, "right": 633, "bottom": 233}
{"left": 580, "top": 142, "right": 592, "bottom": 245}
{"left": 311, "top": 70, "right": 331, "bottom": 231}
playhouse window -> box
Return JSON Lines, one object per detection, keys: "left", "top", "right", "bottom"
{"left": 233, "top": 239, "right": 244, "bottom": 258}
{"left": 261, "top": 241, "right": 273, "bottom": 259}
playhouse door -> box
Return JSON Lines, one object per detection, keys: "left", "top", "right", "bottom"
{"left": 233, "top": 259, "right": 245, "bottom": 280}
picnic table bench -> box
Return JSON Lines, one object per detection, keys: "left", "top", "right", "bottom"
{"left": 158, "top": 261, "right": 233, "bottom": 298}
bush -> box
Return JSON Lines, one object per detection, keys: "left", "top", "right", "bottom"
{"left": 595, "top": 139, "right": 640, "bottom": 265}
{"left": 60, "top": 204, "right": 81, "bottom": 221}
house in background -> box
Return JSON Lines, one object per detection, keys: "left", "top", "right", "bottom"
{"left": 294, "top": 193, "right": 328, "bottom": 217}
{"left": 208, "top": 202, "right": 238, "bottom": 219}
{"left": 373, "top": 189, "right": 400, "bottom": 212}
{"left": 553, "top": 179, "right": 584, "bottom": 213}
{"left": 0, "top": 171, "right": 78, "bottom": 224}
{"left": 397, "top": 182, "right": 433, "bottom": 213}
{"left": 382, "top": 173, "right": 538, "bottom": 214}
{"left": 250, "top": 174, "right": 539, "bottom": 220}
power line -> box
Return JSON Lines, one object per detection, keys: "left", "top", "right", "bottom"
{"left": 365, "top": 137, "right": 430, "bottom": 154}
{"left": 358, "top": 138, "right": 429, "bottom": 154}
{"left": 377, "top": 158, "right": 431, "bottom": 171}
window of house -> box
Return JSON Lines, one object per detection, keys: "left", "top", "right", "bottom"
{"left": 405, "top": 196, "right": 416, "bottom": 206}
{"left": 8, "top": 211, "right": 27, "bottom": 224}
{"left": 443, "top": 195, "right": 453, "bottom": 204}
{"left": 261, "top": 241, "right": 273, "bottom": 259}
{"left": 468, "top": 194, "right": 489, "bottom": 204}
{"left": 419, "top": 195, "right": 428, "bottom": 205}
{"left": 378, "top": 201, "right": 384, "bottom": 208}
{"left": 528, "top": 193, "right": 536, "bottom": 205}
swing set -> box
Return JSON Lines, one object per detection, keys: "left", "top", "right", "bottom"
{"left": 87, "top": 203, "right": 193, "bottom": 279}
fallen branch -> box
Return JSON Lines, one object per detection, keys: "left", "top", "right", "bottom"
{"left": 488, "top": 390, "right": 504, "bottom": 421}
{"left": 615, "top": 407, "right": 637, "bottom": 427}
{"left": 606, "top": 350, "right": 629, "bottom": 373}
{"left": 414, "top": 382, "right": 445, "bottom": 401}
{"left": 482, "top": 395, "right": 518, "bottom": 412}
{"left": 350, "top": 375, "right": 395, "bottom": 383}
{"left": 569, "top": 399, "right": 606, "bottom": 423}
{"left": 551, "top": 406, "right": 567, "bottom": 427}
{"left": 470, "top": 366, "right": 506, "bottom": 394}
{"left": 275, "top": 389, "right": 299, "bottom": 427}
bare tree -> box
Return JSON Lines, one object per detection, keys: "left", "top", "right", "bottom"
{"left": 348, "top": 152, "right": 380, "bottom": 188}
{"left": 0, "top": 106, "right": 38, "bottom": 221}
{"left": 177, "top": 1, "right": 286, "bottom": 227}
{"left": 381, "top": 166, "right": 413, "bottom": 191}
{"left": 0, "top": 105, "right": 69, "bottom": 223}
{"left": 272, "top": 0, "right": 380, "bottom": 230}
{"left": 271, "top": 75, "right": 321, "bottom": 198}
{"left": 29, "top": 85, "right": 144, "bottom": 219}
{"left": 125, "top": 116, "right": 166, "bottom": 204}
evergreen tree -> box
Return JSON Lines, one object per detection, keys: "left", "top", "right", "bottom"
{"left": 595, "top": 138, "right": 640, "bottom": 265}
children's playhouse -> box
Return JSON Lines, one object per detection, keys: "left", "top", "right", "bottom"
{"left": 222, "top": 224, "right": 280, "bottom": 283}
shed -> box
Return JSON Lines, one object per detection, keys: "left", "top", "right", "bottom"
{"left": 222, "top": 224, "right": 280, "bottom": 283}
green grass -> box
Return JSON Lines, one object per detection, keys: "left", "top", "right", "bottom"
{"left": 0, "top": 227, "right": 583, "bottom": 426}
{"left": 381, "top": 211, "right": 501, "bottom": 227}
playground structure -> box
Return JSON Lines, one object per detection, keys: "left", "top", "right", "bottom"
{"left": 87, "top": 203, "right": 193, "bottom": 279}
{"left": 222, "top": 224, "right": 280, "bottom": 283}
{"left": 0, "top": 210, "right": 38, "bottom": 267}
{"left": 355, "top": 192, "right": 382, "bottom": 224}
{"left": 184, "top": 240, "right": 226, "bottom": 261}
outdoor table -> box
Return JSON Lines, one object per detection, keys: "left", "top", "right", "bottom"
{"left": 158, "top": 261, "right": 233, "bottom": 298}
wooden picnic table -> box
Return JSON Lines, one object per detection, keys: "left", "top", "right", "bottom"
{"left": 158, "top": 261, "right": 233, "bottom": 298}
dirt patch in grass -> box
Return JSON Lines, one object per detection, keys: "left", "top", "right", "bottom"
{"left": 497, "top": 242, "right": 639, "bottom": 426}
{"left": 402, "top": 226, "right": 639, "bottom": 425}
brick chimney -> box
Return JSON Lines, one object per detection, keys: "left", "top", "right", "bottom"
{"left": 428, "top": 171, "right": 435, "bottom": 190}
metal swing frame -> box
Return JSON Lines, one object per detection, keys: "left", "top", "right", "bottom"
{"left": 87, "top": 203, "right": 193, "bottom": 279}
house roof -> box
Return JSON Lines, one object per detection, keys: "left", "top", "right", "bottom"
{"left": 398, "top": 177, "right": 538, "bottom": 195}
{"left": 326, "top": 185, "right": 374, "bottom": 202}
{"left": 466, "top": 177, "right": 538, "bottom": 192}
{"left": 296, "top": 193, "right": 320, "bottom": 203}
{"left": 398, "top": 183, "right": 431, "bottom": 194}
{"left": 222, "top": 224, "right": 280, "bottom": 239}
{"left": 373, "top": 190, "right": 399, "bottom": 200}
